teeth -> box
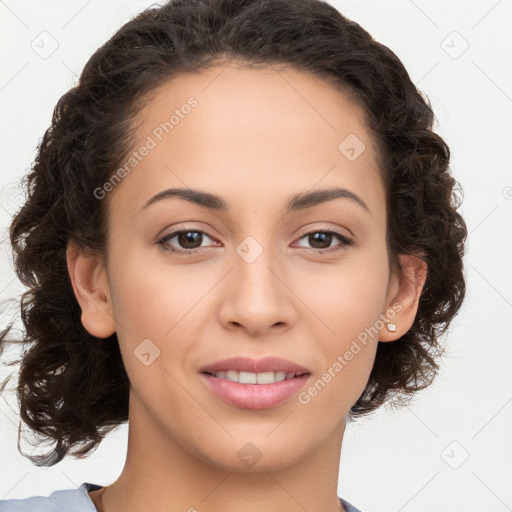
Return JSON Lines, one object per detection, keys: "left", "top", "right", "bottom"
{"left": 213, "top": 370, "right": 300, "bottom": 384}
{"left": 239, "top": 371, "right": 257, "bottom": 384}
{"left": 226, "top": 370, "right": 238, "bottom": 381}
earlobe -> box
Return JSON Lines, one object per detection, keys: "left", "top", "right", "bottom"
{"left": 66, "top": 241, "right": 116, "bottom": 339}
{"left": 379, "top": 253, "right": 428, "bottom": 342}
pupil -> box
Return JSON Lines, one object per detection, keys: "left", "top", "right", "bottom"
{"left": 311, "top": 232, "right": 331, "bottom": 249}
{"left": 180, "top": 231, "right": 201, "bottom": 248}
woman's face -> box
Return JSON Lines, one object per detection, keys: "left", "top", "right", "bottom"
{"left": 80, "top": 63, "right": 407, "bottom": 472}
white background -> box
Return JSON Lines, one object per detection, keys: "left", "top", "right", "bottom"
{"left": 0, "top": 1, "right": 511, "bottom": 511}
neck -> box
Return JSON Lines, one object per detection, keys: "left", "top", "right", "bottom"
{"left": 98, "top": 392, "right": 347, "bottom": 512}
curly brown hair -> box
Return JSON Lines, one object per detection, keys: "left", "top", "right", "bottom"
{"left": 0, "top": 0, "right": 467, "bottom": 466}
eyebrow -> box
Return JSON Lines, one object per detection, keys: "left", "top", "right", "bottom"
{"left": 139, "top": 186, "right": 370, "bottom": 214}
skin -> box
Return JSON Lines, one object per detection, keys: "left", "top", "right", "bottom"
{"left": 67, "top": 62, "right": 427, "bottom": 512}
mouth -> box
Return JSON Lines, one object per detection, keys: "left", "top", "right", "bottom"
{"left": 198, "top": 355, "right": 311, "bottom": 376}
{"left": 198, "top": 356, "right": 312, "bottom": 409}
{"left": 199, "top": 370, "right": 310, "bottom": 410}
{"left": 201, "top": 370, "right": 310, "bottom": 384}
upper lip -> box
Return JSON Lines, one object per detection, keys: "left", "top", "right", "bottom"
{"left": 199, "top": 356, "right": 310, "bottom": 375}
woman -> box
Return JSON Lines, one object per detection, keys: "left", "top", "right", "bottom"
{"left": 0, "top": 0, "right": 467, "bottom": 511}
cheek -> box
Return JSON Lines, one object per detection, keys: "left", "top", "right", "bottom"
{"left": 295, "top": 254, "right": 389, "bottom": 340}
{"left": 107, "top": 249, "right": 206, "bottom": 378}
{"left": 297, "top": 277, "right": 384, "bottom": 415}
{"left": 108, "top": 245, "right": 197, "bottom": 335}
{"left": 296, "top": 257, "right": 388, "bottom": 396}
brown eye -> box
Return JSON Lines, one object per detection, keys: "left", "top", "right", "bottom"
{"left": 307, "top": 232, "right": 333, "bottom": 249}
{"left": 157, "top": 229, "right": 216, "bottom": 254}
{"left": 157, "top": 227, "right": 353, "bottom": 256}
{"left": 176, "top": 231, "right": 204, "bottom": 249}
{"left": 295, "top": 229, "right": 353, "bottom": 253}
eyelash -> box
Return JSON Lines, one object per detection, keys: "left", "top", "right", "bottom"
{"left": 156, "top": 226, "right": 353, "bottom": 256}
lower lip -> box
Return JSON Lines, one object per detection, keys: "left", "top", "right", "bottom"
{"left": 200, "top": 373, "right": 310, "bottom": 410}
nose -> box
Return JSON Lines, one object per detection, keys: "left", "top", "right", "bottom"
{"left": 217, "top": 237, "right": 298, "bottom": 337}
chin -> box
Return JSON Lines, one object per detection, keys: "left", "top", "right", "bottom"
{"left": 194, "top": 435, "right": 309, "bottom": 473}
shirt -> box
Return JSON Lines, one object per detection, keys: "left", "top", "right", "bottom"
{"left": 0, "top": 482, "right": 364, "bottom": 511}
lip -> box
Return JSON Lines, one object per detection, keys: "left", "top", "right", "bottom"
{"left": 198, "top": 356, "right": 311, "bottom": 410}
{"left": 200, "top": 373, "right": 311, "bottom": 409}
{"left": 199, "top": 356, "right": 310, "bottom": 375}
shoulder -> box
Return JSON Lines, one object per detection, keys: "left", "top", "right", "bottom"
{"left": 0, "top": 482, "right": 101, "bottom": 512}
{"left": 340, "top": 496, "right": 365, "bottom": 512}
{"left": 1, "top": 486, "right": 361, "bottom": 512}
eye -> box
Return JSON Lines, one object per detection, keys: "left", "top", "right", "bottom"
{"left": 293, "top": 228, "right": 353, "bottom": 253}
{"left": 156, "top": 226, "right": 353, "bottom": 256}
{"left": 157, "top": 229, "right": 218, "bottom": 255}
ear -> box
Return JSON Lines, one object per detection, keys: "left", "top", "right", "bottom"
{"left": 378, "top": 253, "right": 428, "bottom": 342}
{"left": 66, "top": 241, "right": 116, "bottom": 338}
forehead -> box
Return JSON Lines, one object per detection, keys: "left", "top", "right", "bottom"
{"left": 108, "top": 63, "right": 384, "bottom": 219}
